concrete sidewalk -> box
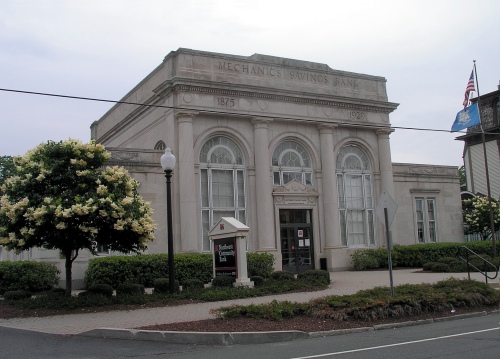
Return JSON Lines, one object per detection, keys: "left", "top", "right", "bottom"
{"left": 1, "top": 269, "right": 495, "bottom": 338}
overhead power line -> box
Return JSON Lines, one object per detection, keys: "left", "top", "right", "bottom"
{"left": 0, "top": 87, "right": 493, "bottom": 136}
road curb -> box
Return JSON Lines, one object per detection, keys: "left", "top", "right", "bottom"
{"left": 80, "top": 328, "right": 309, "bottom": 345}
{"left": 79, "top": 310, "right": 500, "bottom": 345}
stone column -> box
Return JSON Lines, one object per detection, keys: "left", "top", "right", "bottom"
{"left": 251, "top": 117, "right": 276, "bottom": 251}
{"left": 318, "top": 124, "right": 341, "bottom": 248}
{"left": 176, "top": 110, "right": 199, "bottom": 252}
{"left": 376, "top": 128, "right": 396, "bottom": 198}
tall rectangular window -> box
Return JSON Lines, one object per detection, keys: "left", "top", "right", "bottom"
{"left": 415, "top": 197, "right": 437, "bottom": 243}
{"left": 337, "top": 173, "right": 374, "bottom": 247}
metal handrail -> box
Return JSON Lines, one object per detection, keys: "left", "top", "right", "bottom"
{"left": 458, "top": 246, "right": 499, "bottom": 283}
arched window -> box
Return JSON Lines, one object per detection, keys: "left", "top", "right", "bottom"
{"left": 336, "top": 145, "right": 374, "bottom": 247}
{"left": 199, "top": 136, "right": 246, "bottom": 252}
{"left": 154, "top": 141, "right": 166, "bottom": 150}
{"left": 272, "top": 141, "right": 313, "bottom": 186}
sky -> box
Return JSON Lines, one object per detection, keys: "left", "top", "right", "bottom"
{"left": 1, "top": 0, "right": 499, "bottom": 168}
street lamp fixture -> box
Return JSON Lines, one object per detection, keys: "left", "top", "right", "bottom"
{"left": 160, "top": 147, "right": 176, "bottom": 294}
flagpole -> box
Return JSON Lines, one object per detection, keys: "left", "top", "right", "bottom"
{"left": 474, "top": 60, "right": 497, "bottom": 258}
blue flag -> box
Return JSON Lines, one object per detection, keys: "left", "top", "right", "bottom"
{"left": 451, "top": 103, "right": 480, "bottom": 132}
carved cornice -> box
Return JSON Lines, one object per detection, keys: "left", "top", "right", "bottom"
{"left": 272, "top": 179, "right": 319, "bottom": 196}
{"left": 173, "top": 84, "right": 396, "bottom": 114}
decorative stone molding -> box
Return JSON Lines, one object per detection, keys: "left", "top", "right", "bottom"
{"left": 174, "top": 84, "right": 397, "bottom": 114}
{"left": 272, "top": 180, "right": 319, "bottom": 205}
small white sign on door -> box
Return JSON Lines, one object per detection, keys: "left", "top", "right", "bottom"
{"left": 298, "top": 229, "right": 304, "bottom": 238}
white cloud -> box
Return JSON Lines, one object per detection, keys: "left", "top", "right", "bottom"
{"left": 0, "top": 0, "right": 498, "bottom": 167}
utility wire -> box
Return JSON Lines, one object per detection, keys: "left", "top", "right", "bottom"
{"left": 0, "top": 87, "right": 493, "bottom": 136}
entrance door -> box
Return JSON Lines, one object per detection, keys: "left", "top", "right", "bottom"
{"left": 279, "top": 209, "right": 314, "bottom": 274}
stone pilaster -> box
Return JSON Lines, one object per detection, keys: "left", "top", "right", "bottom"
{"left": 251, "top": 117, "right": 276, "bottom": 251}
{"left": 176, "top": 110, "right": 199, "bottom": 252}
{"left": 318, "top": 124, "right": 341, "bottom": 248}
{"left": 376, "top": 128, "right": 395, "bottom": 198}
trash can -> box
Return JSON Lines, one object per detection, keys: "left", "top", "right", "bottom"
{"left": 320, "top": 258, "right": 327, "bottom": 271}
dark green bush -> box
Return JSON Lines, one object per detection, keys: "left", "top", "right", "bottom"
{"left": 84, "top": 253, "right": 213, "bottom": 288}
{"left": 182, "top": 278, "right": 205, "bottom": 291}
{"left": 153, "top": 278, "right": 179, "bottom": 294}
{"left": 438, "top": 257, "right": 460, "bottom": 265}
{"left": 87, "top": 283, "right": 113, "bottom": 297}
{"left": 250, "top": 275, "right": 265, "bottom": 287}
{"left": 269, "top": 271, "right": 295, "bottom": 282}
{"left": 423, "top": 262, "right": 438, "bottom": 271}
{"left": 212, "top": 275, "right": 236, "bottom": 288}
{"left": 297, "top": 270, "right": 330, "bottom": 285}
{"left": 247, "top": 253, "right": 275, "bottom": 278}
{"left": 116, "top": 283, "right": 145, "bottom": 296}
{"left": 351, "top": 249, "right": 381, "bottom": 270}
{"left": 50, "top": 287, "right": 66, "bottom": 295}
{"left": 351, "top": 241, "right": 498, "bottom": 270}
{"left": 0, "top": 261, "right": 59, "bottom": 294}
{"left": 3, "top": 290, "right": 32, "bottom": 301}
{"left": 431, "top": 263, "right": 450, "bottom": 272}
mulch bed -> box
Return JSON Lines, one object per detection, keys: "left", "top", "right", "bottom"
{"left": 136, "top": 306, "right": 498, "bottom": 333}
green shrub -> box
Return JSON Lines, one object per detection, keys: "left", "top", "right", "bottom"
{"left": 350, "top": 250, "right": 380, "bottom": 270}
{"left": 212, "top": 276, "right": 236, "bottom": 288}
{"left": 87, "top": 283, "right": 113, "bottom": 297}
{"left": 270, "top": 271, "right": 295, "bottom": 282}
{"left": 84, "top": 253, "right": 213, "bottom": 288}
{"left": 431, "top": 263, "right": 450, "bottom": 272}
{"left": 3, "top": 290, "right": 32, "bottom": 301}
{"left": 351, "top": 241, "right": 498, "bottom": 270}
{"left": 250, "top": 276, "right": 265, "bottom": 287}
{"left": 116, "top": 283, "right": 145, "bottom": 296}
{"left": 438, "top": 257, "right": 460, "bottom": 265}
{"left": 297, "top": 270, "right": 330, "bottom": 285}
{"left": 247, "top": 253, "right": 275, "bottom": 278}
{"left": 182, "top": 278, "right": 205, "bottom": 291}
{"left": 423, "top": 262, "right": 438, "bottom": 271}
{"left": 0, "top": 261, "right": 59, "bottom": 294}
{"left": 153, "top": 278, "right": 179, "bottom": 294}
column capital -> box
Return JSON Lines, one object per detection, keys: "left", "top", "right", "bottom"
{"left": 175, "top": 110, "right": 199, "bottom": 122}
{"left": 317, "top": 123, "right": 338, "bottom": 134}
{"left": 375, "top": 128, "right": 395, "bottom": 136}
{"left": 251, "top": 117, "right": 272, "bottom": 127}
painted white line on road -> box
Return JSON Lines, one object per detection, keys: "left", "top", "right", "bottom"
{"left": 291, "top": 326, "right": 500, "bottom": 358}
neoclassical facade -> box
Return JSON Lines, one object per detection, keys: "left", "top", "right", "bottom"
{"left": 1, "top": 49, "right": 464, "bottom": 286}
{"left": 87, "top": 48, "right": 464, "bottom": 274}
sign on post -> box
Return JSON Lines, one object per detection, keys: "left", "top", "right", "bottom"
{"left": 376, "top": 189, "right": 398, "bottom": 297}
{"left": 214, "top": 237, "right": 237, "bottom": 277}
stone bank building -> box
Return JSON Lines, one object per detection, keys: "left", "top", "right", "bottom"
{"left": 89, "top": 48, "right": 463, "bottom": 275}
{"left": 1, "top": 49, "right": 463, "bottom": 283}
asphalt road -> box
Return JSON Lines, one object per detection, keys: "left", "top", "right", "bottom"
{"left": 1, "top": 312, "right": 499, "bottom": 359}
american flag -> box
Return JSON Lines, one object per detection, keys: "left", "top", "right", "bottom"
{"left": 463, "top": 70, "right": 475, "bottom": 107}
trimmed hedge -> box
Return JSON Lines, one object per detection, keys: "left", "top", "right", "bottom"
{"left": 84, "top": 252, "right": 276, "bottom": 288}
{"left": 351, "top": 241, "right": 497, "bottom": 270}
{"left": 84, "top": 253, "right": 213, "bottom": 288}
{"left": 247, "top": 252, "right": 275, "bottom": 278}
{"left": 0, "top": 261, "right": 60, "bottom": 294}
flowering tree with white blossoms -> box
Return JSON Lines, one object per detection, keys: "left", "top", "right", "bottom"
{"left": 0, "top": 140, "right": 156, "bottom": 295}
{"left": 462, "top": 196, "right": 500, "bottom": 241}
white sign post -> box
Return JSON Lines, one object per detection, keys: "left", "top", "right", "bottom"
{"left": 376, "top": 189, "right": 398, "bottom": 297}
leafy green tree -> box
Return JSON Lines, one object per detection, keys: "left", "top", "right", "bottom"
{"left": 462, "top": 196, "right": 500, "bottom": 240}
{"left": 458, "top": 165, "right": 466, "bottom": 186}
{"left": 0, "top": 155, "right": 16, "bottom": 188}
{"left": 0, "top": 140, "right": 156, "bottom": 295}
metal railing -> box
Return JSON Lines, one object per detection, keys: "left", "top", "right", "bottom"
{"left": 458, "top": 246, "right": 499, "bottom": 283}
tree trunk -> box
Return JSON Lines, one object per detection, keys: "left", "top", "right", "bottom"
{"left": 64, "top": 249, "right": 73, "bottom": 296}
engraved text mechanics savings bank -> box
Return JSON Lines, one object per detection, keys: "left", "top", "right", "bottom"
{"left": 218, "top": 61, "right": 359, "bottom": 88}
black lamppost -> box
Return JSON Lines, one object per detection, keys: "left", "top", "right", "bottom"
{"left": 160, "top": 147, "right": 176, "bottom": 294}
